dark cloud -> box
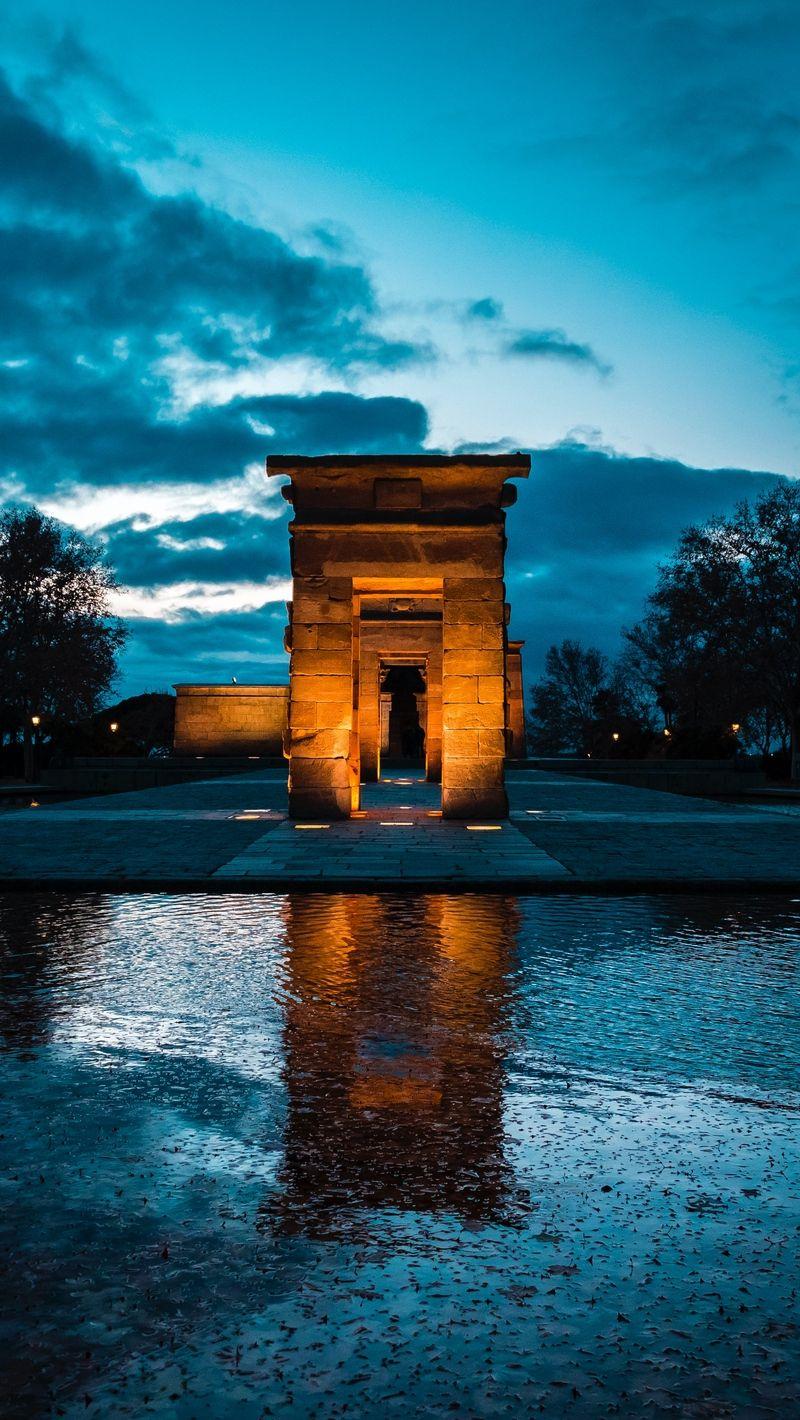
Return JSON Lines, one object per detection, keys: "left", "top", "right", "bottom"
{"left": 122, "top": 609, "right": 291, "bottom": 694}
{"left": 0, "top": 56, "right": 430, "bottom": 500}
{"left": 504, "top": 328, "right": 612, "bottom": 376}
{"left": 98, "top": 509, "right": 290, "bottom": 587}
{"left": 110, "top": 437, "right": 792, "bottom": 698}
{"left": 504, "top": 440, "right": 787, "bottom": 677}
{"left": 2, "top": 378, "right": 428, "bottom": 494}
{"left": 465, "top": 297, "right": 504, "bottom": 322}
{"left": 519, "top": 1, "right": 800, "bottom": 206}
{"left": 19, "top": 25, "right": 174, "bottom": 163}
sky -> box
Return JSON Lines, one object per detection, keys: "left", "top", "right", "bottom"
{"left": 1, "top": 1, "right": 798, "bottom": 695}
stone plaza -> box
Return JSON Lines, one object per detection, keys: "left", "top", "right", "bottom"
{"left": 2, "top": 765, "right": 800, "bottom": 889}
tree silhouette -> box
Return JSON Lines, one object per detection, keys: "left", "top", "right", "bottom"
{"left": 625, "top": 484, "right": 800, "bottom": 776}
{"left": 0, "top": 506, "right": 126, "bottom": 780}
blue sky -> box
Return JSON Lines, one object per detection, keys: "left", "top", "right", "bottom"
{"left": 1, "top": 2, "right": 798, "bottom": 694}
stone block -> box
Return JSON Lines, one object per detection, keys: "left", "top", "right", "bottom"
{"left": 444, "top": 675, "right": 478, "bottom": 704}
{"left": 480, "top": 624, "right": 505, "bottom": 649}
{"left": 318, "top": 622, "right": 352, "bottom": 649}
{"left": 315, "top": 701, "right": 352, "bottom": 730}
{"left": 291, "top": 623, "right": 318, "bottom": 650}
{"left": 478, "top": 674, "right": 505, "bottom": 703}
{"left": 443, "top": 703, "right": 505, "bottom": 729}
{"left": 289, "top": 701, "right": 317, "bottom": 731}
{"left": 327, "top": 577, "right": 352, "bottom": 601}
{"left": 444, "top": 577, "right": 505, "bottom": 602}
{"left": 292, "top": 586, "right": 352, "bottom": 623}
{"left": 444, "top": 759, "right": 504, "bottom": 789}
{"left": 288, "top": 785, "right": 351, "bottom": 820}
{"left": 443, "top": 600, "right": 504, "bottom": 626}
{"left": 441, "top": 785, "right": 508, "bottom": 820}
{"left": 291, "top": 728, "right": 351, "bottom": 759}
{"left": 441, "top": 624, "right": 480, "bottom": 650}
{"left": 446, "top": 729, "right": 481, "bottom": 758}
{"left": 291, "top": 649, "right": 352, "bottom": 677}
{"left": 289, "top": 756, "right": 350, "bottom": 790}
{"left": 443, "top": 649, "right": 504, "bottom": 676}
{"left": 290, "top": 674, "right": 352, "bottom": 703}
{"left": 479, "top": 729, "right": 507, "bottom": 756}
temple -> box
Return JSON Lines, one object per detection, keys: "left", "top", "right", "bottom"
{"left": 174, "top": 453, "right": 529, "bottom": 818}
{"left": 272, "top": 453, "right": 529, "bottom": 819}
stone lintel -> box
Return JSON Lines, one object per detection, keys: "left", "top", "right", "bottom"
{"left": 269, "top": 453, "right": 530, "bottom": 519}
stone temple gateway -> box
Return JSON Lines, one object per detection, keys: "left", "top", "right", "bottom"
{"left": 269, "top": 453, "right": 530, "bottom": 820}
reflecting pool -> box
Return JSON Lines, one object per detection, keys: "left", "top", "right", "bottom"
{"left": 1, "top": 893, "right": 799, "bottom": 1416}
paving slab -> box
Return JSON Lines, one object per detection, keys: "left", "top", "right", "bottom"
{"left": 0, "top": 766, "right": 799, "bottom": 890}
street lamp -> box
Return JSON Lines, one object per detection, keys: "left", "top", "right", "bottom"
{"left": 27, "top": 715, "right": 41, "bottom": 785}
{"left": 731, "top": 722, "right": 740, "bottom": 734}
{"left": 612, "top": 731, "right": 620, "bottom": 743}
{"left": 109, "top": 721, "right": 119, "bottom": 733}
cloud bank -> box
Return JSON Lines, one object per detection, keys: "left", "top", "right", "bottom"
{"left": 0, "top": 32, "right": 793, "bottom": 697}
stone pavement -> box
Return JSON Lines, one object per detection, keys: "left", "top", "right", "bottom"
{"left": 0, "top": 766, "right": 799, "bottom": 890}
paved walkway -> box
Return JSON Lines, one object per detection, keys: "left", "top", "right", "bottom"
{"left": 0, "top": 767, "right": 799, "bottom": 890}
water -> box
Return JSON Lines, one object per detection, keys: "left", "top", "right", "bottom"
{"left": 1, "top": 892, "right": 798, "bottom": 1417}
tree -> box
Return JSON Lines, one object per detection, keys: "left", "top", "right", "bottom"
{"left": 624, "top": 484, "right": 800, "bottom": 776}
{"left": 527, "top": 639, "right": 651, "bottom": 755}
{"left": 95, "top": 692, "right": 175, "bottom": 756}
{"left": 0, "top": 506, "right": 126, "bottom": 780}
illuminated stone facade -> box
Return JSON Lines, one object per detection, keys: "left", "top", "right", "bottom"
{"left": 506, "top": 641, "right": 527, "bottom": 760}
{"left": 173, "top": 683, "right": 288, "bottom": 756}
{"left": 269, "top": 454, "right": 530, "bottom": 819}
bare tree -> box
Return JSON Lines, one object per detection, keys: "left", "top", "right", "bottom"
{"left": 526, "top": 640, "right": 651, "bottom": 755}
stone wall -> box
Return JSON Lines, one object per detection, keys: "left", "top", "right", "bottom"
{"left": 506, "top": 641, "right": 526, "bottom": 758}
{"left": 173, "top": 684, "right": 288, "bottom": 756}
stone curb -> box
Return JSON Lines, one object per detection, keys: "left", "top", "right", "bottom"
{"left": 1, "top": 875, "right": 799, "bottom": 893}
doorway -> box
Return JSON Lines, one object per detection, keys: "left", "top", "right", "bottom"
{"left": 379, "top": 663, "right": 427, "bottom": 778}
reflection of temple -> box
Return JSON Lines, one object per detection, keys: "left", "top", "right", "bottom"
{"left": 262, "top": 894, "right": 521, "bottom": 1236}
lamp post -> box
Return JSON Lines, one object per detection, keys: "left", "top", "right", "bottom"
{"left": 27, "top": 714, "right": 41, "bottom": 784}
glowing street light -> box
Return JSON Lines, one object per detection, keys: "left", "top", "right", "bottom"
{"left": 31, "top": 715, "right": 41, "bottom": 727}
{"left": 663, "top": 727, "right": 671, "bottom": 738}
{"left": 612, "top": 731, "right": 620, "bottom": 742}
{"left": 109, "top": 721, "right": 119, "bottom": 733}
{"left": 731, "top": 722, "right": 741, "bottom": 734}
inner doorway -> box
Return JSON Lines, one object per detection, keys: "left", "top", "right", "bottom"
{"left": 380, "top": 663, "right": 426, "bottom": 778}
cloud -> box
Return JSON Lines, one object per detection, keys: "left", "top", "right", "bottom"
{"left": 1, "top": 380, "right": 428, "bottom": 496}
{"left": 448, "top": 297, "right": 612, "bottom": 379}
{"left": 121, "top": 607, "right": 292, "bottom": 693}
{"left": 105, "top": 434, "right": 792, "bottom": 696}
{"left": 517, "top": 1, "right": 800, "bottom": 207}
{"left": 98, "top": 509, "right": 291, "bottom": 588}
{"left": 2, "top": 30, "right": 791, "bottom": 704}
{"left": 0, "top": 38, "right": 435, "bottom": 693}
{"left": 503, "top": 328, "right": 612, "bottom": 376}
{"left": 504, "top": 439, "right": 788, "bottom": 677}
{"left": 0, "top": 51, "right": 430, "bottom": 506}
{"left": 465, "top": 297, "right": 504, "bottom": 322}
